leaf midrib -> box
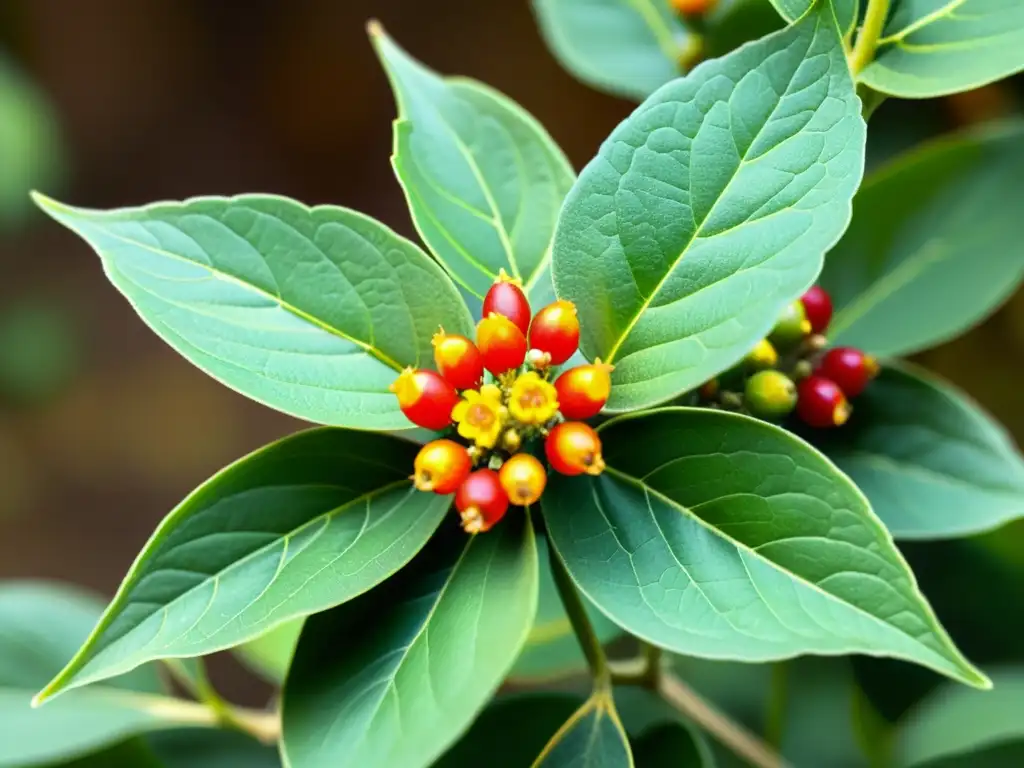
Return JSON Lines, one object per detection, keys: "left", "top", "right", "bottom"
{"left": 603, "top": 466, "right": 975, "bottom": 680}
{"left": 604, "top": 12, "right": 822, "bottom": 364}
{"left": 879, "top": 0, "right": 969, "bottom": 43}
{"left": 68, "top": 219, "right": 405, "bottom": 372}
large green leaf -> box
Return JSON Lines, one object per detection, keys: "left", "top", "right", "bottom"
{"left": 33, "top": 193, "right": 472, "bottom": 430}
{"left": 808, "top": 363, "right": 1024, "bottom": 540}
{"left": 281, "top": 514, "right": 538, "bottom": 768}
{"left": 531, "top": 0, "right": 687, "bottom": 101}
{"left": 769, "top": 0, "right": 859, "bottom": 35}
{"left": 435, "top": 693, "right": 582, "bottom": 768}
{"left": 821, "top": 122, "right": 1024, "bottom": 357}
{"left": 0, "top": 582, "right": 207, "bottom": 768}
{"left": 231, "top": 618, "right": 303, "bottom": 684}
{"left": 541, "top": 408, "right": 987, "bottom": 688}
{"left": 371, "top": 26, "right": 575, "bottom": 303}
{"left": 54, "top": 731, "right": 282, "bottom": 768}
{"left": 35, "top": 428, "right": 451, "bottom": 703}
{"left": 860, "top": 0, "right": 1024, "bottom": 99}
{"left": 896, "top": 667, "right": 1024, "bottom": 767}
{"left": 510, "top": 536, "right": 621, "bottom": 682}
{"left": 532, "top": 691, "right": 633, "bottom": 767}
{"left": 552, "top": 0, "right": 865, "bottom": 411}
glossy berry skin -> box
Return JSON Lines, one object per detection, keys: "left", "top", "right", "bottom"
{"left": 797, "top": 375, "right": 851, "bottom": 428}
{"left": 482, "top": 271, "right": 531, "bottom": 335}
{"left": 499, "top": 454, "right": 547, "bottom": 507}
{"left": 745, "top": 370, "right": 797, "bottom": 421}
{"left": 455, "top": 469, "right": 510, "bottom": 533}
{"left": 554, "top": 362, "right": 613, "bottom": 420}
{"left": 770, "top": 301, "right": 812, "bottom": 350}
{"left": 432, "top": 331, "right": 484, "bottom": 390}
{"left": 477, "top": 313, "right": 528, "bottom": 376}
{"left": 413, "top": 440, "right": 471, "bottom": 494}
{"left": 529, "top": 301, "right": 580, "bottom": 366}
{"left": 817, "top": 347, "right": 878, "bottom": 398}
{"left": 545, "top": 422, "right": 605, "bottom": 476}
{"left": 744, "top": 339, "right": 778, "bottom": 371}
{"left": 800, "top": 286, "right": 833, "bottom": 335}
{"left": 390, "top": 368, "right": 460, "bottom": 430}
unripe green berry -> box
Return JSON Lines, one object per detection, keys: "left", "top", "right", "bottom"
{"left": 745, "top": 370, "right": 797, "bottom": 421}
{"left": 744, "top": 338, "right": 778, "bottom": 371}
{"left": 769, "top": 301, "right": 812, "bottom": 350}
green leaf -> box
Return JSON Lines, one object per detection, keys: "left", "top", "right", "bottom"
{"left": 531, "top": 0, "right": 687, "bottom": 101}
{"left": 896, "top": 667, "right": 1024, "bottom": 767}
{"left": 281, "top": 514, "right": 539, "bottom": 768}
{"left": 822, "top": 121, "right": 1024, "bottom": 357}
{"left": 632, "top": 724, "right": 711, "bottom": 767}
{"left": 552, "top": 0, "right": 865, "bottom": 411}
{"left": 808, "top": 362, "right": 1024, "bottom": 540}
{"left": 434, "top": 693, "right": 582, "bottom": 768}
{"left": 510, "top": 536, "right": 622, "bottom": 683}
{"left": 231, "top": 618, "right": 303, "bottom": 684}
{"left": 614, "top": 687, "right": 714, "bottom": 767}
{"left": 0, "top": 582, "right": 207, "bottom": 768}
{"left": 541, "top": 408, "right": 987, "bottom": 688}
{"left": 860, "top": 0, "right": 1024, "bottom": 99}
{"left": 532, "top": 691, "right": 633, "bottom": 767}
{"left": 36, "top": 428, "right": 451, "bottom": 703}
{"left": 32, "top": 192, "right": 473, "bottom": 430}
{"left": 769, "top": 0, "right": 859, "bottom": 36}
{"left": 371, "top": 25, "right": 575, "bottom": 303}
{"left": 705, "top": 0, "right": 787, "bottom": 60}
{"left": 147, "top": 730, "right": 282, "bottom": 768}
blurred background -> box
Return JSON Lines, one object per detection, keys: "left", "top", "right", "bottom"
{"left": 1, "top": 0, "right": 1022, "bottom": 744}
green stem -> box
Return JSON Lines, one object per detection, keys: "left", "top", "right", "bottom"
{"left": 849, "top": 0, "right": 891, "bottom": 75}
{"left": 765, "top": 662, "right": 789, "bottom": 750}
{"left": 164, "top": 659, "right": 279, "bottom": 744}
{"left": 548, "top": 544, "right": 611, "bottom": 689}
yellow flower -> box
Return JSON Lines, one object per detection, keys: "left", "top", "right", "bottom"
{"left": 508, "top": 372, "right": 559, "bottom": 425}
{"left": 452, "top": 384, "right": 506, "bottom": 449}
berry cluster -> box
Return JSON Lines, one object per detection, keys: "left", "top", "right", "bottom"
{"left": 700, "top": 286, "right": 879, "bottom": 428}
{"left": 391, "top": 271, "right": 611, "bottom": 534}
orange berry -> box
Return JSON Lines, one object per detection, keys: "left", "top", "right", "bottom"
{"left": 554, "top": 361, "right": 614, "bottom": 420}
{"left": 670, "top": 0, "right": 717, "bottom": 16}
{"left": 477, "top": 312, "right": 528, "bottom": 376}
{"left": 482, "top": 269, "right": 531, "bottom": 335}
{"left": 390, "top": 368, "right": 460, "bottom": 431}
{"left": 545, "top": 422, "right": 605, "bottom": 477}
{"left": 455, "top": 469, "right": 509, "bottom": 533}
{"left": 432, "top": 329, "right": 484, "bottom": 390}
{"left": 529, "top": 301, "right": 580, "bottom": 366}
{"left": 499, "top": 454, "right": 547, "bottom": 506}
{"left": 413, "top": 439, "right": 471, "bottom": 494}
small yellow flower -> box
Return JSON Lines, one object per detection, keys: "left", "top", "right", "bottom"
{"left": 452, "top": 384, "right": 506, "bottom": 449}
{"left": 508, "top": 372, "right": 559, "bottom": 425}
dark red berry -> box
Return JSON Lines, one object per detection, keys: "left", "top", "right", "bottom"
{"left": 797, "top": 375, "right": 851, "bottom": 428}
{"left": 817, "top": 347, "right": 878, "bottom": 398}
{"left": 800, "top": 286, "right": 833, "bottom": 335}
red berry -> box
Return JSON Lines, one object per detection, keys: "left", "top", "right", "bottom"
{"left": 554, "top": 361, "right": 614, "bottom": 420}
{"left": 432, "top": 329, "right": 484, "bottom": 390}
{"left": 670, "top": 0, "right": 718, "bottom": 16}
{"left": 529, "top": 301, "right": 580, "bottom": 366}
{"left": 796, "top": 375, "right": 851, "bottom": 428}
{"left": 455, "top": 469, "right": 510, "bottom": 533}
{"left": 817, "top": 347, "right": 878, "bottom": 398}
{"left": 390, "top": 368, "right": 460, "bottom": 430}
{"left": 477, "top": 313, "right": 528, "bottom": 376}
{"left": 413, "top": 440, "right": 471, "bottom": 494}
{"left": 482, "top": 270, "right": 531, "bottom": 336}
{"left": 545, "top": 422, "right": 605, "bottom": 476}
{"left": 800, "top": 286, "right": 833, "bottom": 335}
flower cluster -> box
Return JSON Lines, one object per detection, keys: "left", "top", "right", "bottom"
{"left": 699, "top": 285, "right": 879, "bottom": 428}
{"left": 391, "top": 271, "right": 612, "bottom": 533}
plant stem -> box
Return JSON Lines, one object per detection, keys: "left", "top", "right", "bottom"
{"left": 849, "top": 0, "right": 891, "bottom": 75}
{"left": 163, "top": 658, "right": 280, "bottom": 744}
{"left": 659, "top": 672, "right": 793, "bottom": 768}
{"left": 548, "top": 543, "right": 610, "bottom": 689}
{"left": 765, "top": 661, "right": 789, "bottom": 750}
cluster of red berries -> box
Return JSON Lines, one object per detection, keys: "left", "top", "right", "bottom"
{"left": 701, "top": 285, "right": 878, "bottom": 428}
{"left": 390, "top": 271, "right": 613, "bottom": 534}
